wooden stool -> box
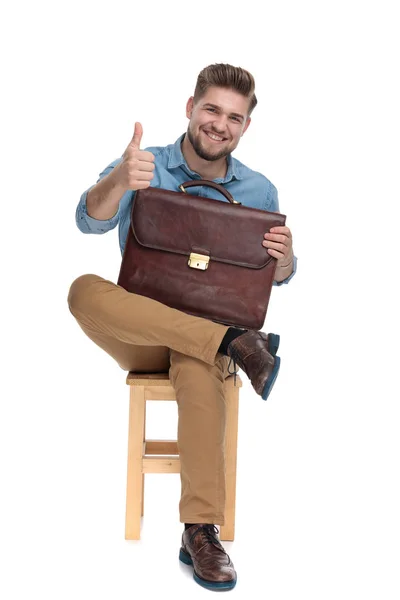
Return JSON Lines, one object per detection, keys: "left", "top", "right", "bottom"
{"left": 125, "top": 372, "right": 242, "bottom": 541}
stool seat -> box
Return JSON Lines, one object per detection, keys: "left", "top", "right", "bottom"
{"left": 125, "top": 372, "right": 242, "bottom": 541}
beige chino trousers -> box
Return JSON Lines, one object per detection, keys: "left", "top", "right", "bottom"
{"left": 67, "top": 274, "right": 233, "bottom": 525}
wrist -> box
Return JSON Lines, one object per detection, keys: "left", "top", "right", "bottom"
{"left": 277, "top": 255, "right": 294, "bottom": 269}
{"left": 108, "top": 165, "right": 127, "bottom": 193}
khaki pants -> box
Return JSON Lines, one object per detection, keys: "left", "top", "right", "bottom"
{"left": 67, "top": 274, "right": 233, "bottom": 525}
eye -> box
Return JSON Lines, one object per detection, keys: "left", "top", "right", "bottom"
{"left": 230, "top": 116, "right": 241, "bottom": 123}
{"left": 206, "top": 107, "right": 216, "bottom": 113}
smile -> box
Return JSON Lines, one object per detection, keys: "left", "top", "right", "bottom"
{"left": 203, "top": 131, "right": 226, "bottom": 142}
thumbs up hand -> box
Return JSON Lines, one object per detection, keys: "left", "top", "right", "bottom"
{"left": 114, "top": 122, "right": 155, "bottom": 191}
{"left": 129, "top": 121, "right": 144, "bottom": 151}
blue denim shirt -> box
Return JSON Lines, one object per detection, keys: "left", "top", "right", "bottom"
{"left": 76, "top": 134, "right": 297, "bottom": 285}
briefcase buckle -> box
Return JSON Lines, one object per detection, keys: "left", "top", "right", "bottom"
{"left": 188, "top": 253, "right": 210, "bottom": 270}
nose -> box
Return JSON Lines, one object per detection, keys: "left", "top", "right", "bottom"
{"left": 211, "top": 114, "right": 228, "bottom": 133}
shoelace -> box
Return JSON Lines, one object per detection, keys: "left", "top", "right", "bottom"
{"left": 228, "top": 357, "right": 239, "bottom": 385}
{"left": 189, "top": 524, "right": 225, "bottom": 552}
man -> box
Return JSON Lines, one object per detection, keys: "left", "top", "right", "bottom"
{"left": 68, "top": 63, "right": 297, "bottom": 591}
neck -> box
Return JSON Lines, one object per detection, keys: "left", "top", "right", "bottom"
{"left": 181, "top": 134, "right": 228, "bottom": 180}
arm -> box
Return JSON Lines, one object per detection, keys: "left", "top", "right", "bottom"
{"left": 75, "top": 122, "right": 155, "bottom": 234}
{"left": 75, "top": 162, "right": 125, "bottom": 234}
{"left": 86, "top": 168, "right": 127, "bottom": 220}
{"left": 264, "top": 183, "right": 297, "bottom": 286}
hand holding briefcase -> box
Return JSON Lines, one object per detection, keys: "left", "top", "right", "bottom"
{"left": 117, "top": 180, "right": 286, "bottom": 330}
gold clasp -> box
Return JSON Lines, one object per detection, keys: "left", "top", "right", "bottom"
{"left": 188, "top": 252, "right": 210, "bottom": 270}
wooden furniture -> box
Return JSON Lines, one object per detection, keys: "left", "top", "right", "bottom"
{"left": 125, "top": 372, "right": 242, "bottom": 541}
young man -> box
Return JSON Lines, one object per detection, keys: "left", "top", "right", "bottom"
{"left": 68, "top": 63, "right": 297, "bottom": 591}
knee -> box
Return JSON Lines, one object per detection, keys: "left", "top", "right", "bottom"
{"left": 67, "top": 274, "right": 100, "bottom": 316}
{"left": 169, "top": 353, "right": 225, "bottom": 390}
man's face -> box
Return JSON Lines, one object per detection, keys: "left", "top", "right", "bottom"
{"left": 186, "top": 86, "right": 251, "bottom": 162}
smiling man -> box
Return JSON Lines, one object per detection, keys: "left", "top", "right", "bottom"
{"left": 184, "top": 87, "right": 251, "bottom": 167}
{"left": 68, "top": 63, "right": 297, "bottom": 592}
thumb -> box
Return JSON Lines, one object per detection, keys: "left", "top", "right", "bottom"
{"left": 129, "top": 121, "right": 143, "bottom": 150}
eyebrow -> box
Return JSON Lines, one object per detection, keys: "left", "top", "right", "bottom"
{"left": 202, "top": 103, "right": 245, "bottom": 121}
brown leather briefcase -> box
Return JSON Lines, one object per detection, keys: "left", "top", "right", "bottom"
{"left": 117, "top": 180, "right": 286, "bottom": 330}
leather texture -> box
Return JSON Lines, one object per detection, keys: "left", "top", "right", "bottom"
{"left": 180, "top": 524, "right": 237, "bottom": 587}
{"left": 117, "top": 180, "right": 286, "bottom": 329}
{"left": 227, "top": 330, "right": 278, "bottom": 395}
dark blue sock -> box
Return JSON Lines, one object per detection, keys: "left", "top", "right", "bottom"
{"left": 218, "top": 327, "right": 247, "bottom": 355}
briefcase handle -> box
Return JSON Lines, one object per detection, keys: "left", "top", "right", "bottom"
{"left": 179, "top": 180, "right": 241, "bottom": 205}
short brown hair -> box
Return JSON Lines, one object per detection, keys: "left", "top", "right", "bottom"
{"left": 193, "top": 63, "right": 257, "bottom": 115}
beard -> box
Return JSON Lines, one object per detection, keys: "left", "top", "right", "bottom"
{"left": 186, "top": 126, "right": 232, "bottom": 162}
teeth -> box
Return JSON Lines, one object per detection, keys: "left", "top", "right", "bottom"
{"left": 206, "top": 132, "right": 224, "bottom": 141}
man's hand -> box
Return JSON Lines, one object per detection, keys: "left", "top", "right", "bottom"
{"left": 262, "top": 226, "right": 294, "bottom": 267}
{"left": 113, "top": 122, "right": 155, "bottom": 191}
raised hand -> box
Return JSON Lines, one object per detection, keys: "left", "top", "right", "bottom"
{"left": 114, "top": 122, "right": 155, "bottom": 191}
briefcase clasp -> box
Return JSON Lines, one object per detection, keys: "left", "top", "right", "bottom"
{"left": 188, "top": 253, "right": 210, "bottom": 270}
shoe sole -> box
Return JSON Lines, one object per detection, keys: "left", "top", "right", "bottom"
{"left": 261, "top": 354, "right": 281, "bottom": 401}
{"left": 179, "top": 548, "right": 237, "bottom": 590}
{"left": 267, "top": 333, "right": 280, "bottom": 356}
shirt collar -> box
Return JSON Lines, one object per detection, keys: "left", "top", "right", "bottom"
{"left": 168, "top": 134, "right": 243, "bottom": 182}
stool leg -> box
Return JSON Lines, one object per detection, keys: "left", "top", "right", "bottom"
{"left": 125, "top": 385, "right": 145, "bottom": 540}
{"left": 141, "top": 474, "right": 145, "bottom": 517}
{"left": 141, "top": 400, "right": 146, "bottom": 517}
{"left": 220, "top": 382, "right": 239, "bottom": 541}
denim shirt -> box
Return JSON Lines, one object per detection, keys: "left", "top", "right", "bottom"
{"left": 76, "top": 134, "right": 297, "bottom": 285}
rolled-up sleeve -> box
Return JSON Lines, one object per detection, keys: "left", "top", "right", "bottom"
{"left": 75, "top": 160, "right": 122, "bottom": 234}
{"left": 266, "top": 182, "right": 298, "bottom": 286}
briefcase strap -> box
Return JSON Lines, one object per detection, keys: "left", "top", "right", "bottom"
{"left": 179, "top": 180, "right": 241, "bottom": 205}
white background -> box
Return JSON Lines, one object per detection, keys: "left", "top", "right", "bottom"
{"left": 1, "top": 0, "right": 399, "bottom": 598}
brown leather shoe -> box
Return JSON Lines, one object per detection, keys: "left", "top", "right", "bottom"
{"left": 227, "top": 331, "right": 281, "bottom": 401}
{"left": 179, "top": 524, "right": 237, "bottom": 590}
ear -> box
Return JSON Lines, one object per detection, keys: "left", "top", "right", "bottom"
{"left": 241, "top": 117, "right": 251, "bottom": 136}
{"left": 186, "top": 96, "right": 194, "bottom": 119}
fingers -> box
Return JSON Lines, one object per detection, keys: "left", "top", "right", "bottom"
{"left": 125, "top": 123, "right": 154, "bottom": 164}
{"left": 263, "top": 229, "right": 292, "bottom": 257}
{"left": 133, "top": 180, "right": 154, "bottom": 190}
{"left": 124, "top": 162, "right": 155, "bottom": 190}
{"left": 264, "top": 232, "right": 288, "bottom": 245}
{"left": 131, "top": 170, "right": 154, "bottom": 181}
{"left": 117, "top": 122, "right": 156, "bottom": 190}
{"left": 130, "top": 121, "right": 143, "bottom": 150}
{"left": 263, "top": 240, "right": 287, "bottom": 252}
{"left": 269, "top": 226, "right": 292, "bottom": 239}
{"left": 267, "top": 248, "right": 290, "bottom": 264}
{"left": 135, "top": 150, "right": 156, "bottom": 164}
